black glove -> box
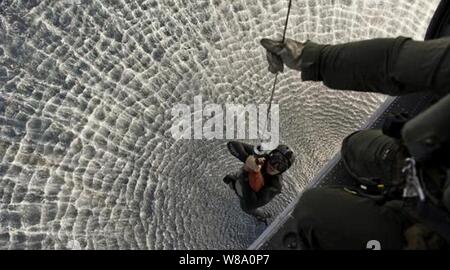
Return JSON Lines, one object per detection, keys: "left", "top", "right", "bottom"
{"left": 260, "top": 38, "right": 305, "bottom": 74}
{"left": 382, "top": 112, "right": 410, "bottom": 139}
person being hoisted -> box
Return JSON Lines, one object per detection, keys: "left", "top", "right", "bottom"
{"left": 223, "top": 141, "right": 295, "bottom": 221}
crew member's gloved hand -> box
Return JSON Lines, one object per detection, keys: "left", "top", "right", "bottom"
{"left": 382, "top": 112, "right": 410, "bottom": 139}
{"left": 260, "top": 38, "right": 305, "bottom": 74}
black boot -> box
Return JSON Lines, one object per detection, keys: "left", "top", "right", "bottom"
{"left": 223, "top": 175, "right": 234, "bottom": 184}
{"left": 223, "top": 175, "right": 238, "bottom": 192}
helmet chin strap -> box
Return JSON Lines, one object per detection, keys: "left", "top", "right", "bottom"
{"left": 255, "top": 0, "right": 292, "bottom": 154}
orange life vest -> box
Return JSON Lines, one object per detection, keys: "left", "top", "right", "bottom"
{"left": 249, "top": 170, "right": 265, "bottom": 192}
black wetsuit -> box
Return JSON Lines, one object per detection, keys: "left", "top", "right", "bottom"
{"left": 295, "top": 37, "right": 450, "bottom": 249}
{"left": 226, "top": 141, "right": 282, "bottom": 215}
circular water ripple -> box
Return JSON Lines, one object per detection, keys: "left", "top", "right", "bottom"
{"left": 0, "top": 0, "right": 439, "bottom": 249}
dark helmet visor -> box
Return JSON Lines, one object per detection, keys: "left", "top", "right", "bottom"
{"left": 267, "top": 151, "right": 290, "bottom": 173}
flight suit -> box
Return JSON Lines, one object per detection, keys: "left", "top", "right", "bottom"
{"left": 296, "top": 37, "right": 450, "bottom": 249}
